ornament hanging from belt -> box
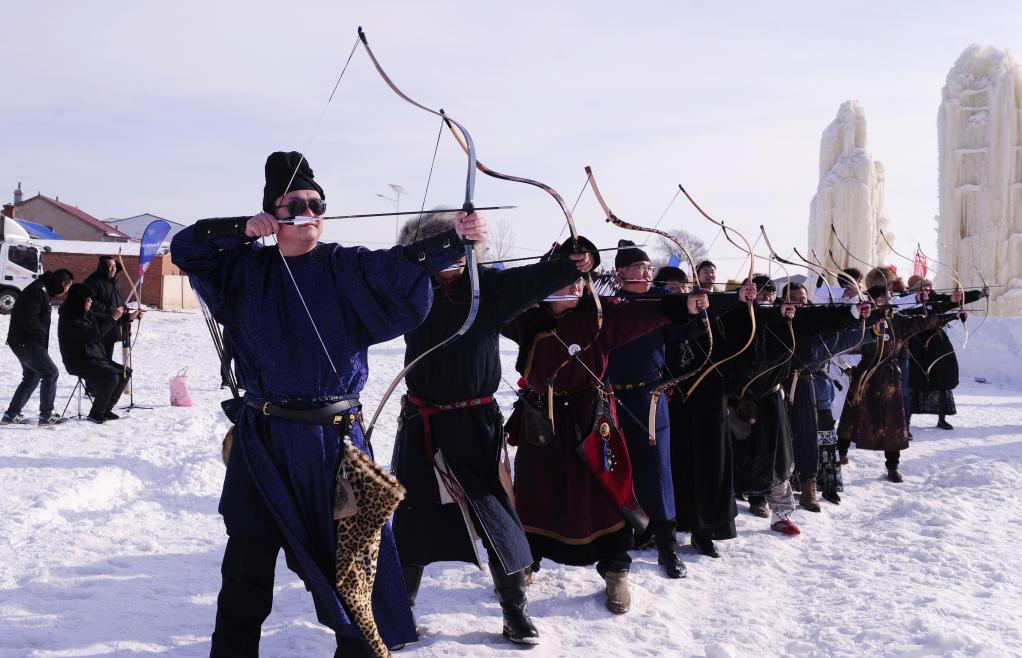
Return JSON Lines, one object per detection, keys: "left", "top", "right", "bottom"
{"left": 574, "top": 387, "right": 649, "bottom": 533}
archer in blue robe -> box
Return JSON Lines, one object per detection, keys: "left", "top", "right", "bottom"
{"left": 605, "top": 287, "right": 703, "bottom": 566}
{"left": 172, "top": 219, "right": 465, "bottom": 652}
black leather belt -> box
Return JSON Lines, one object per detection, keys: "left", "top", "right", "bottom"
{"left": 611, "top": 375, "right": 662, "bottom": 391}
{"left": 244, "top": 396, "right": 361, "bottom": 426}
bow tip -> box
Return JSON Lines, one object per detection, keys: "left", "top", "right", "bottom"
{"left": 357, "top": 26, "right": 368, "bottom": 43}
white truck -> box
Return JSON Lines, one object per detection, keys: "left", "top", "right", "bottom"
{"left": 0, "top": 217, "right": 45, "bottom": 313}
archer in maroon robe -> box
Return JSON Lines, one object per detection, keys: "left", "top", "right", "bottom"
{"left": 502, "top": 293, "right": 704, "bottom": 572}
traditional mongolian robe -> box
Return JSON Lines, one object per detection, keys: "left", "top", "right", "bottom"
{"left": 730, "top": 305, "right": 863, "bottom": 495}
{"left": 839, "top": 310, "right": 957, "bottom": 453}
{"left": 392, "top": 259, "right": 582, "bottom": 576}
{"left": 786, "top": 318, "right": 871, "bottom": 487}
{"left": 907, "top": 291, "right": 982, "bottom": 418}
{"left": 667, "top": 292, "right": 747, "bottom": 541}
{"left": 604, "top": 287, "right": 697, "bottom": 528}
{"left": 171, "top": 224, "right": 465, "bottom": 648}
{"left": 502, "top": 294, "right": 701, "bottom": 566}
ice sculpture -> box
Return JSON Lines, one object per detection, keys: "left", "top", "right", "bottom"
{"left": 808, "top": 101, "right": 891, "bottom": 286}
{"left": 937, "top": 45, "right": 1022, "bottom": 316}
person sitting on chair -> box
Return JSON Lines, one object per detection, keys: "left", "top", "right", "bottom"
{"left": 57, "top": 284, "right": 131, "bottom": 423}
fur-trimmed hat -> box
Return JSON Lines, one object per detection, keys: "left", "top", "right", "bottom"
{"left": 398, "top": 210, "right": 457, "bottom": 246}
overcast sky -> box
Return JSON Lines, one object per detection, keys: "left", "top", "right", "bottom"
{"left": 3, "top": 0, "right": 1020, "bottom": 275}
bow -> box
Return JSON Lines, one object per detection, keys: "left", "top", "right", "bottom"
{"left": 914, "top": 243, "right": 971, "bottom": 381}
{"left": 355, "top": 27, "right": 484, "bottom": 438}
{"left": 943, "top": 242, "right": 990, "bottom": 339}
{"left": 828, "top": 226, "right": 890, "bottom": 403}
{"left": 441, "top": 123, "right": 604, "bottom": 425}
{"left": 677, "top": 186, "right": 756, "bottom": 399}
{"left": 584, "top": 167, "right": 712, "bottom": 444}
{"left": 790, "top": 247, "right": 870, "bottom": 372}
{"left": 734, "top": 226, "right": 796, "bottom": 400}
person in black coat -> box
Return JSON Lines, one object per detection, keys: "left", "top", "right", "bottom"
{"left": 84, "top": 256, "right": 142, "bottom": 360}
{"left": 391, "top": 211, "right": 594, "bottom": 646}
{"left": 57, "top": 284, "right": 131, "bottom": 423}
{"left": 3, "top": 269, "right": 74, "bottom": 425}
{"left": 905, "top": 277, "right": 985, "bottom": 430}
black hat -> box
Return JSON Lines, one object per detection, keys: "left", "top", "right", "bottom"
{"left": 540, "top": 236, "right": 600, "bottom": 268}
{"left": 614, "top": 239, "right": 650, "bottom": 269}
{"left": 653, "top": 266, "right": 688, "bottom": 284}
{"left": 750, "top": 273, "right": 775, "bottom": 292}
{"left": 696, "top": 260, "right": 716, "bottom": 273}
{"left": 262, "top": 151, "right": 325, "bottom": 214}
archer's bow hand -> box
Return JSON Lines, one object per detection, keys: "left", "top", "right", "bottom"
{"left": 688, "top": 292, "right": 709, "bottom": 315}
{"left": 569, "top": 251, "right": 595, "bottom": 273}
{"left": 780, "top": 302, "right": 796, "bottom": 319}
{"left": 738, "top": 281, "right": 757, "bottom": 303}
{"left": 454, "top": 211, "right": 488, "bottom": 244}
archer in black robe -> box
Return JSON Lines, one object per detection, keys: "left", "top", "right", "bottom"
{"left": 392, "top": 258, "right": 585, "bottom": 576}
{"left": 667, "top": 292, "right": 750, "bottom": 546}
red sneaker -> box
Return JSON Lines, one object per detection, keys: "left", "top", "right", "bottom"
{"left": 770, "top": 519, "right": 801, "bottom": 536}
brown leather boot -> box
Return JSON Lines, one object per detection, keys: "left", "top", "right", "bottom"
{"left": 799, "top": 480, "right": 821, "bottom": 512}
{"left": 603, "top": 570, "right": 631, "bottom": 614}
{"left": 887, "top": 468, "right": 904, "bottom": 483}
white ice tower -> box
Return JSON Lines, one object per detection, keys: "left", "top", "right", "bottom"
{"left": 808, "top": 101, "right": 891, "bottom": 285}
{"left": 937, "top": 45, "right": 1022, "bottom": 316}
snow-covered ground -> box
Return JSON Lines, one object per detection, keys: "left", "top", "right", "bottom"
{"left": 1, "top": 310, "right": 1021, "bottom": 658}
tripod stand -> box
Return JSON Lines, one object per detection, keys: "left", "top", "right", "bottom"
{"left": 120, "top": 315, "right": 152, "bottom": 412}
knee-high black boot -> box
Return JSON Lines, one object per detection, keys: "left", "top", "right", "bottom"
{"left": 654, "top": 519, "right": 687, "bottom": 579}
{"left": 488, "top": 562, "right": 539, "bottom": 645}
{"left": 402, "top": 563, "right": 424, "bottom": 612}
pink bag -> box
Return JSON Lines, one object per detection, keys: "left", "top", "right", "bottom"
{"left": 170, "top": 367, "right": 194, "bottom": 407}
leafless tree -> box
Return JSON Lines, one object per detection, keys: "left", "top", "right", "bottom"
{"left": 653, "top": 229, "right": 708, "bottom": 270}
{"left": 484, "top": 218, "right": 516, "bottom": 262}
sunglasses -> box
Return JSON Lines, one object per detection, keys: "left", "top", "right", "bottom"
{"left": 274, "top": 197, "right": 327, "bottom": 218}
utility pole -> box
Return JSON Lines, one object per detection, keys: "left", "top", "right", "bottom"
{"left": 376, "top": 183, "right": 407, "bottom": 242}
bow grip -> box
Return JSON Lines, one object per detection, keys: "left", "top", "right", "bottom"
{"left": 461, "top": 201, "right": 476, "bottom": 246}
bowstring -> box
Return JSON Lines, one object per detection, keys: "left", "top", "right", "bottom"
{"left": 412, "top": 114, "right": 447, "bottom": 244}
{"left": 547, "top": 328, "right": 657, "bottom": 444}
{"left": 556, "top": 171, "right": 592, "bottom": 243}
{"left": 271, "top": 36, "right": 362, "bottom": 379}
{"left": 640, "top": 187, "right": 682, "bottom": 249}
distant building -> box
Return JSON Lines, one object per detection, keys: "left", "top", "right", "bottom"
{"left": 105, "top": 213, "right": 185, "bottom": 247}
{"left": 37, "top": 240, "right": 196, "bottom": 310}
{"left": 12, "top": 188, "right": 132, "bottom": 242}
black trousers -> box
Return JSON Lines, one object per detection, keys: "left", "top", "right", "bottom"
{"left": 210, "top": 533, "right": 374, "bottom": 658}
{"left": 885, "top": 450, "right": 900, "bottom": 471}
{"left": 73, "top": 359, "right": 129, "bottom": 417}
{"left": 6, "top": 344, "right": 59, "bottom": 418}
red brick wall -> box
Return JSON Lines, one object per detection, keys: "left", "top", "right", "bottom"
{"left": 40, "top": 252, "right": 180, "bottom": 308}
